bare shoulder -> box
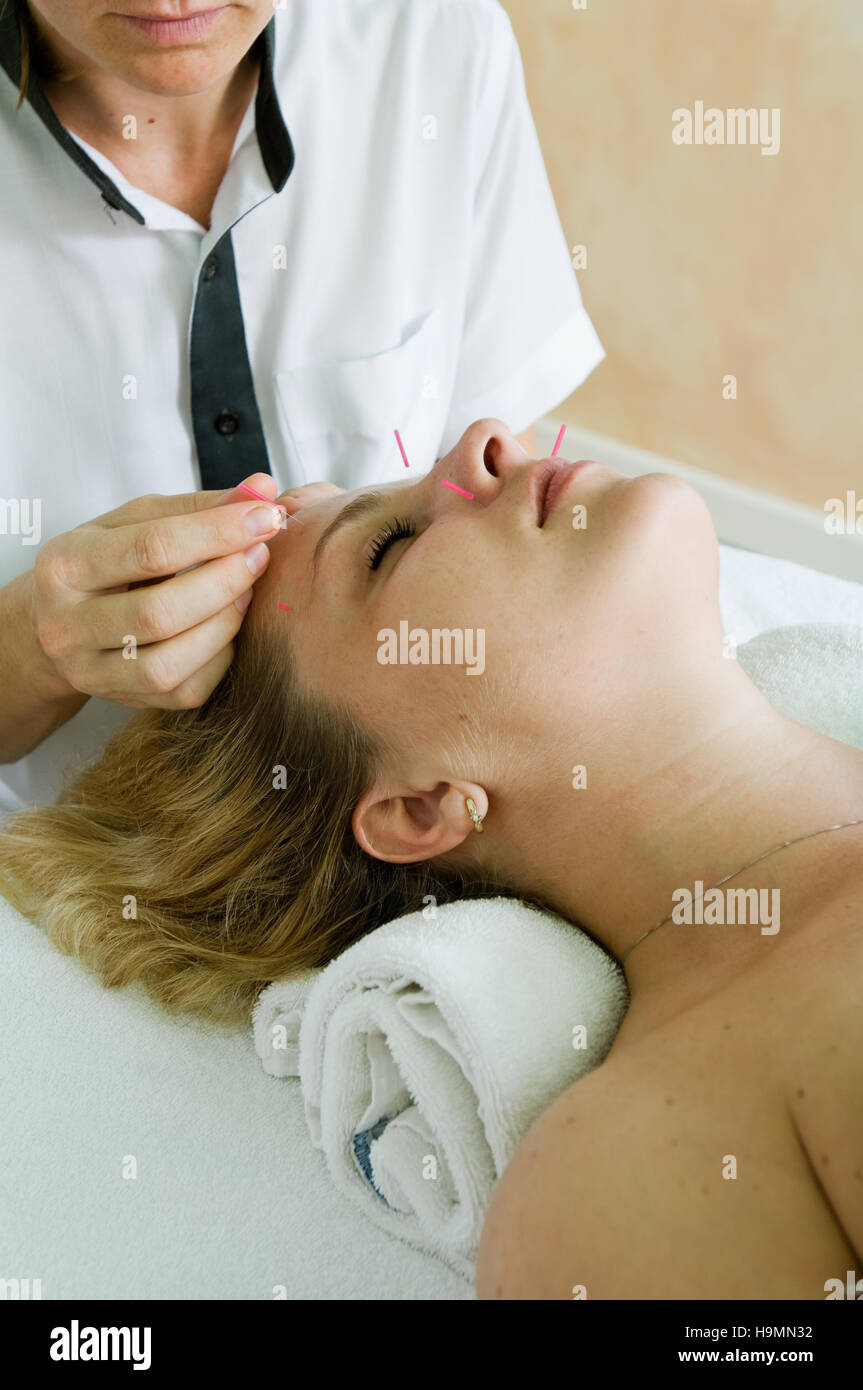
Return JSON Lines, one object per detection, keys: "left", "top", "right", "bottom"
{"left": 476, "top": 914, "right": 863, "bottom": 1300}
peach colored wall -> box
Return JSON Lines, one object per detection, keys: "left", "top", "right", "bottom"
{"left": 504, "top": 0, "right": 863, "bottom": 509}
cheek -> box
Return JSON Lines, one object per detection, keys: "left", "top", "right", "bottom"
{"left": 346, "top": 658, "right": 501, "bottom": 772}
{"left": 376, "top": 530, "right": 518, "bottom": 642}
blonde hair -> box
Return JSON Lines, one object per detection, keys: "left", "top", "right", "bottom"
{"left": 0, "top": 619, "right": 516, "bottom": 1026}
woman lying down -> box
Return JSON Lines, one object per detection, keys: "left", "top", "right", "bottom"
{"left": 1, "top": 418, "right": 861, "bottom": 1299}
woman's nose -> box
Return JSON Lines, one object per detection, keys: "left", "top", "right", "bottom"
{"left": 434, "top": 418, "right": 531, "bottom": 503}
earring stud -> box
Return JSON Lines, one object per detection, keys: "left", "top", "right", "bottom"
{"left": 465, "top": 796, "right": 484, "bottom": 833}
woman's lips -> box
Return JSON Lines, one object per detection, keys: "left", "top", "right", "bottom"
{"left": 533, "top": 459, "right": 601, "bottom": 526}
{"left": 117, "top": 8, "right": 226, "bottom": 45}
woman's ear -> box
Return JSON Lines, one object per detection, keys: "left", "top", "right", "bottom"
{"left": 351, "top": 781, "right": 488, "bottom": 863}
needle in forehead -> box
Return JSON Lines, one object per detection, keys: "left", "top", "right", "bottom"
{"left": 238, "top": 481, "right": 304, "bottom": 528}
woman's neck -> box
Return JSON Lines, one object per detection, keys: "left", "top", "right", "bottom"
{"left": 495, "top": 659, "right": 863, "bottom": 1042}
{"left": 27, "top": 11, "right": 261, "bottom": 204}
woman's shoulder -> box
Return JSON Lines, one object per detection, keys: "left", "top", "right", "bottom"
{"left": 476, "top": 921, "right": 863, "bottom": 1298}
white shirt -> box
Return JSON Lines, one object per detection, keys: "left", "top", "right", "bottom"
{"left": 0, "top": 0, "right": 605, "bottom": 812}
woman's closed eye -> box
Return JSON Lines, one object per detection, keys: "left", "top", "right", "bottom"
{"left": 365, "top": 517, "right": 417, "bottom": 570}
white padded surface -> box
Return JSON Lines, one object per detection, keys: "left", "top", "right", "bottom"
{"left": 0, "top": 894, "right": 470, "bottom": 1300}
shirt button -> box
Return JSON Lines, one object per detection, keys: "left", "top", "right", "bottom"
{"left": 215, "top": 410, "right": 240, "bottom": 436}
{"left": 203, "top": 258, "right": 218, "bottom": 281}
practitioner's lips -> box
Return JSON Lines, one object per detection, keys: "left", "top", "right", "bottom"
{"left": 115, "top": 7, "right": 227, "bottom": 44}
{"left": 530, "top": 459, "right": 601, "bottom": 527}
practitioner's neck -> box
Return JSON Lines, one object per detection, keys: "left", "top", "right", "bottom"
{"left": 27, "top": 10, "right": 261, "bottom": 166}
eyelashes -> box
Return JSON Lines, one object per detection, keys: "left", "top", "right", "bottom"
{"left": 365, "top": 516, "right": 417, "bottom": 571}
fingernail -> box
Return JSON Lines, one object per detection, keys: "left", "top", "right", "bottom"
{"left": 235, "top": 589, "right": 253, "bottom": 613}
{"left": 244, "top": 543, "right": 270, "bottom": 574}
{"left": 244, "top": 505, "right": 281, "bottom": 536}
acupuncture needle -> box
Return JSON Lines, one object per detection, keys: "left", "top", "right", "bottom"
{"left": 236, "top": 478, "right": 302, "bottom": 522}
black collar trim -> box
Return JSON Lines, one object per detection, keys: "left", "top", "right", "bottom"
{"left": 256, "top": 17, "right": 294, "bottom": 193}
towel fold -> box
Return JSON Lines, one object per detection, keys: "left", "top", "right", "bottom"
{"left": 253, "top": 618, "right": 863, "bottom": 1280}
{"left": 254, "top": 897, "right": 629, "bottom": 1278}
{"left": 736, "top": 622, "right": 863, "bottom": 751}
{"left": 253, "top": 969, "right": 317, "bottom": 1079}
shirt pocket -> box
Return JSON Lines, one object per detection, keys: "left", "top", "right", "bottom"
{"left": 274, "top": 308, "right": 447, "bottom": 489}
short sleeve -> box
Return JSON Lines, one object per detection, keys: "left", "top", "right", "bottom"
{"left": 440, "top": 4, "right": 605, "bottom": 454}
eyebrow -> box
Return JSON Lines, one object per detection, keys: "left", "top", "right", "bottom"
{"left": 310, "top": 489, "right": 387, "bottom": 582}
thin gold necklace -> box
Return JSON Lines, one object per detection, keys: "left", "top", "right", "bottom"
{"left": 620, "top": 818, "right": 863, "bottom": 964}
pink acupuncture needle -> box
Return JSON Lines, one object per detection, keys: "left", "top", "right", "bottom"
{"left": 394, "top": 429, "right": 410, "bottom": 467}
{"left": 237, "top": 481, "right": 304, "bottom": 528}
{"left": 551, "top": 425, "right": 567, "bottom": 457}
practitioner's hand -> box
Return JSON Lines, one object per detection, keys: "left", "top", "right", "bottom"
{"left": 30, "top": 473, "right": 342, "bottom": 711}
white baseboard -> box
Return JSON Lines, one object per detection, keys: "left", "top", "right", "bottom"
{"left": 535, "top": 418, "right": 863, "bottom": 584}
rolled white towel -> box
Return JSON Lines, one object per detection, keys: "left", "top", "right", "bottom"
{"left": 253, "top": 897, "right": 628, "bottom": 1279}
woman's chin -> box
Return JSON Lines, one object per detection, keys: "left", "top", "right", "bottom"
{"left": 620, "top": 469, "right": 715, "bottom": 537}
